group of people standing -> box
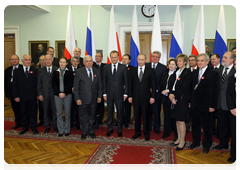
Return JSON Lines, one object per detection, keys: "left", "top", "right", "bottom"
{"left": 5, "top": 46, "right": 236, "bottom": 163}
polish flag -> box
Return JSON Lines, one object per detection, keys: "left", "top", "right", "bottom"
{"left": 191, "top": 5, "right": 205, "bottom": 56}
{"left": 107, "top": 5, "right": 122, "bottom": 64}
{"left": 85, "top": 5, "right": 96, "bottom": 61}
{"left": 150, "top": 5, "right": 166, "bottom": 65}
{"left": 169, "top": 5, "right": 183, "bottom": 58}
{"left": 214, "top": 5, "right": 227, "bottom": 62}
{"left": 64, "top": 5, "right": 76, "bottom": 60}
{"left": 130, "top": 5, "right": 140, "bottom": 67}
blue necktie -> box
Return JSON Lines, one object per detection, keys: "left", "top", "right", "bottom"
{"left": 113, "top": 64, "right": 116, "bottom": 79}
{"left": 25, "top": 67, "right": 29, "bottom": 79}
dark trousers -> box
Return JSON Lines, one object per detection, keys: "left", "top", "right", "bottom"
{"left": 38, "top": 100, "right": 44, "bottom": 123}
{"left": 211, "top": 109, "right": 218, "bottom": 135}
{"left": 123, "top": 98, "right": 132, "bottom": 126}
{"left": 162, "top": 100, "right": 177, "bottom": 138}
{"left": 107, "top": 97, "right": 123, "bottom": 132}
{"left": 42, "top": 96, "right": 57, "bottom": 129}
{"left": 217, "top": 109, "right": 231, "bottom": 146}
{"left": 10, "top": 98, "right": 22, "bottom": 126}
{"left": 191, "top": 108, "right": 212, "bottom": 148}
{"left": 20, "top": 100, "right": 37, "bottom": 130}
{"left": 95, "top": 97, "right": 104, "bottom": 125}
{"left": 134, "top": 102, "right": 150, "bottom": 136}
{"left": 229, "top": 112, "right": 236, "bottom": 159}
{"left": 149, "top": 96, "right": 161, "bottom": 131}
{"left": 79, "top": 100, "right": 97, "bottom": 135}
{"left": 70, "top": 94, "right": 80, "bottom": 128}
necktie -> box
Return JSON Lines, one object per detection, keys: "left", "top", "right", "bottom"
{"left": 198, "top": 69, "right": 203, "bottom": 83}
{"left": 12, "top": 66, "right": 15, "bottom": 76}
{"left": 139, "top": 67, "right": 143, "bottom": 82}
{"left": 113, "top": 64, "right": 116, "bottom": 79}
{"left": 153, "top": 64, "right": 156, "bottom": 69}
{"left": 222, "top": 68, "right": 229, "bottom": 83}
{"left": 25, "top": 67, "right": 29, "bottom": 79}
{"left": 214, "top": 67, "right": 217, "bottom": 70}
{"left": 89, "top": 69, "right": 92, "bottom": 81}
{"left": 74, "top": 67, "right": 76, "bottom": 72}
{"left": 48, "top": 67, "right": 51, "bottom": 77}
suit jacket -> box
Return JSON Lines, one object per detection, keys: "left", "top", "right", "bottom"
{"left": 52, "top": 57, "right": 59, "bottom": 67}
{"left": 67, "top": 57, "right": 84, "bottom": 69}
{"left": 146, "top": 62, "right": 167, "bottom": 94}
{"left": 5, "top": 64, "right": 23, "bottom": 99}
{"left": 168, "top": 67, "right": 191, "bottom": 100}
{"left": 190, "top": 67, "right": 220, "bottom": 112}
{"left": 211, "top": 64, "right": 223, "bottom": 70}
{"left": 52, "top": 69, "right": 74, "bottom": 96}
{"left": 74, "top": 67, "right": 102, "bottom": 105}
{"left": 12, "top": 66, "right": 38, "bottom": 101}
{"left": 103, "top": 63, "right": 128, "bottom": 99}
{"left": 93, "top": 62, "right": 106, "bottom": 78}
{"left": 216, "top": 65, "right": 236, "bottom": 110}
{"left": 128, "top": 66, "right": 157, "bottom": 104}
{"left": 37, "top": 66, "right": 58, "bottom": 99}
{"left": 226, "top": 74, "right": 236, "bottom": 111}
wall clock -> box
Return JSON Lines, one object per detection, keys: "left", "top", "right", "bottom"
{"left": 141, "top": 5, "right": 156, "bottom": 18}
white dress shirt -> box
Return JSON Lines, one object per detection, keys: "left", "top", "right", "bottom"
{"left": 111, "top": 62, "right": 119, "bottom": 74}
{"left": 222, "top": 64, "right": 233, "bottom": 76}
{"left": 138, "top": 65, "right": 145, "bottom": 77}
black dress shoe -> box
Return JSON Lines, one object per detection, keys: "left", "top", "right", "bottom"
{"left": 176, "top": 143, "right": 186, "bottom": 151}
{"left": 53, "top": 128, "right": 58, "bottom": 133}
{"left": 89, "top": 133, "right": 97, "bottom": 139}
{"left": 213, "top": 144, "right": 228, "bottom": 150}
{"left": 124, "top": 124, "right": 129, "bottom": 128}
{"left": 118, "top": 132, "right": 123, "bottom": 137}
{"left": 95, "top": 124, "right": 99, "bottom": 130}
{"left": 170, "top": 142, "right": 179, "bottom": 146}
{"left": 188, "top": 143, "right": 200, "bottom": 149}
{"left": 154, "top": 130, "right": 160, "bottom": 135}
{"left": 37, "top": 122, "right": 44, "bottom": 127}
{"left": 32, "top": 128, "right": 39, "bottom": 134}
{"left": 132, "top": 134, "right": 141, "bottom": 140}
{"left": 227, "top": 157, "right": 236, "bottom": 163}
{"left": 106, "top": 130, "right": 113, "bottom": 137}
{"left": 58, "top": 134, "right": 63, "bottom": 137}
{"left": 203, "top": 147, "right": 210, "bottom": 154}
{"left": 81, "top": 134, "right": 87, "bottom": 140}
{"left": 19, "top": 128, "right": 28, "bottom": 135}
{"left": 43, "top": 128, "right": 51, "bottom": 134}
{"left": 65, "top": 133, "right": 70, "bottom": 136}
{"left": 161, "top": 134, "right": 170, "bottom": 139}
{"left": 12, "top": 124, "right": 22, "bottom": 129}
{"left": 145, "top": 135, "right": 150, "bottom": 141}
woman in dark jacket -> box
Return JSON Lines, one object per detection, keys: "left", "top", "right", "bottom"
{"left": 168, "top": 54, "right": 191, "bottom": 151}
{"left": 52, "top": 57, "right": 73, "bottom": 137}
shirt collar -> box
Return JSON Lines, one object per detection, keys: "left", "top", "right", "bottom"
{"left": 215, "top": 63, "right": 220, "bottom": 68}
{"left": 56, "top": 67, "right": 69, "bottom": 72}
{"left": 200, "top": 65, "right": 208, "bottom": 72}
{"left": 85, "top": 67, "right": 92, "bottom": 71}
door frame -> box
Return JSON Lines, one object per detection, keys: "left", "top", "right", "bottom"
{"left": 116, "top": 22, "right": 184, "bottom": 55}
{"left": 4, "top": 26, "right": 20, "bottom": 57}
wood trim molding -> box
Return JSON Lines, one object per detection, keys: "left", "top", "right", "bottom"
{"left": 4, "top": 26, "right": 20, "bottom": 57}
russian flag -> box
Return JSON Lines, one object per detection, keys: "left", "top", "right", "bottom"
{"left": 64, "top": 5, "right": 76, "bottom": 60}
{"left": 169, "top": 5, "right": 183, "bottom": 58}
{"left": 107, "top": 5, "right": 122, "bottom": 64}
{"left": 150, "top": 5, "right": 166, "bottom": 65}
{"left": 85, "top": 5, "right": 96, "bottom": 61}
{"left": 191, "top": 5, "right": 205, "bottom": 56}
{"left": 214, "top": 5, "right": 227, "bottom": 62}
{"left": 129, "top": 5, "right": 140, "bottom": 67}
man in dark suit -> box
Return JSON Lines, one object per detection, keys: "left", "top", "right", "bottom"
{"left": 74, "top": 56, "right": 102, "bottom": 140}
{"left": 122, "top": 54, "right": 134, "bottom": 128}
{"left": 5, "top": 54, "right": 23, "bottom": 129}
{"left": 46, "top": 47, "right": 59, "bottom": 67}
{"left": 67, "top": 47, "right": 84, "bottom": 69}
{"left": 211, "top": 54, "right": 223, "bottom": 70}
{"left": 13, "top": 54, "right": 39, "bottom": 135}
{"left": 37, "top": 54, "right": 58, "bottom": 134}
{"left": 93, "top": 52, "right": 106, "bottom": 129}
{"left": 146, "top": 51, "right": 167, "bottom": 134}
{"left": 103, "top": 50, "right": 128, "bottom": 137}
{"left": 69, "top": 56, "right": 80, "bottom": 130}
{"left": 213, "top": 51, "right": 236, "bottom": 150}
{"left": 188, "top": 53, "right": 220, "bottom": 154}
{"left": 128, "top": 54, "right": 157, "bottom": 141}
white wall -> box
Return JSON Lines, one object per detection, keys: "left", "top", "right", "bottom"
{"left": 4, "top": 5, "right": 236, "bottom": 63}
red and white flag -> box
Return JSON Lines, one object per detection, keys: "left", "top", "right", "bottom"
{"left": 191, "top": 5, "right": 205, "bottom": 56}
{"left": 150, "top": 5, "right": 166, "bottom": 65}
{"left": 107, "top": 5, "right": 122, "bottom": 64}
{"left": 64, "top": 5, "right": 76, "bottom": 60}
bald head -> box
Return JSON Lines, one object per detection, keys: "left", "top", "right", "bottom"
{"left": 10, "top": 55, "right": 20, "bottom": 66}
{"left": 21, "top": 54, "right": 32, "bottom": 67}
{"left": 73, "top": 47, "right": 81, "bottom": 57}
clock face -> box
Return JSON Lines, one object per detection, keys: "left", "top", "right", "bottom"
{"left": 141, "top": 5, "right": 156, "bottom": 18}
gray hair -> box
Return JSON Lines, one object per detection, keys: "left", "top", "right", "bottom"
{"left": 198, "top": 53, "right": 209, "bottom": 61}
{"left": 83, "top": 55, "right": 93, "bottom": 62}
{"left": 189, "top": 55, "right": 197, "bottom": 61}
{"left": 153, "top": 51, "right": 161, "bottom": 57}
{"left": 71, "top": 56, "right": 79, "bottom": 61}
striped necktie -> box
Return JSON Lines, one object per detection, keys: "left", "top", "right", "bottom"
{"left": 222, "top": 68, "right": 229, "bottom": 83}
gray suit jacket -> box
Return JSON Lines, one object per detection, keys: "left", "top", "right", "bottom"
{"left": 216, "top": 65, "right": 236, "bottom": 110}
{"left": 74, "top": 67, "right": 102, "bottom": 105}
{"left": 37, "top": 66, "right": 58, "bottom": 100}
